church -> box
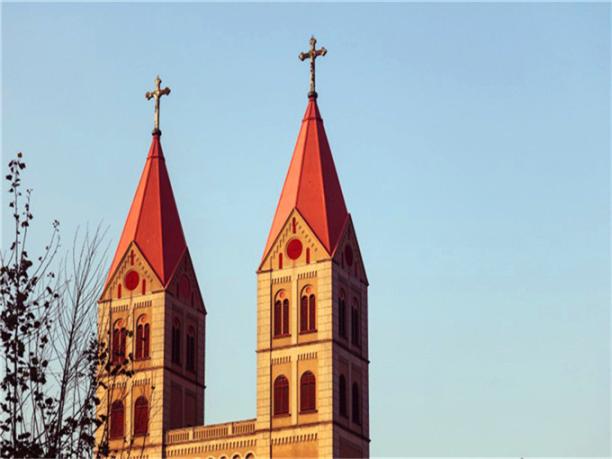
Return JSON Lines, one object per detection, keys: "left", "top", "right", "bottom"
{"left": 96, "top": 38, "right": 370, "bottom": 458}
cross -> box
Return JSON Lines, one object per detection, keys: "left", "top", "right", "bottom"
{"left": 145, "top": 75, "right": 171, "bottom": 135}
{"left": 299, "top": 36, "right": 327, "bottom": 98}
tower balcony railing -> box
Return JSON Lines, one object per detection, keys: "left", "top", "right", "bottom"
{"left": 166, "top": 418, "right": 256, "bottom": 445}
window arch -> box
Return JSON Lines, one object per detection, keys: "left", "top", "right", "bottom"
{"left": 135, "top": 315, "right": 150, "bottom": 360}
{"left": 339, "top": 374, "right": 347, "bottom": 417}
{"left": 300, "top": 286, "right": 316, "bottom": 333}
{"left": 172, "top": 318, "right": 181, "bottom": 365}
{"left": 112, "top": 319, "right": 126, "bottom": 364}
{"left": 352, "top": 382, "right": 361, "bottom": 424}
{"left": 273, "top": 291, "right": 289, "bottom": 338}
{"left": 273, "top": 375, "right": 289, "bottom": 415}
{"left": 186, "top": 326, "right": 196, "bottom": 373}
{"left": 232, "top": 455, "right": 241, "bottom": 459}
{"left": 351, "top": 299, "right": 360, "bottom": 347}
{"left": 133, "top": 396, "right": 149, "bottom": 436}
{"left": 300, "top": 371, "right": 316, "bottom": 412}
{"left": 338, "top": 290, "right": 347, "bottom": 339}
{"left": 110, "top": 400, "right": 124, "bottom": 439}
{"left": 245, "top": 453, "right": 255, "bottom": 459}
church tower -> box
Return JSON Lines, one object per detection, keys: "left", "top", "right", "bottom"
{"left": 96, "top": 77, "right": 206, "bottom": 457}
{"left": 255, "top": 37, "right": 370, "bottom": 458}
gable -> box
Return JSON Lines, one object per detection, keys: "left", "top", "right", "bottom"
{"left": 332, "top": 215, "right": 368, "bottom": 285}
{"left": 165, "top": 249, "right": 206, "bottom": 313}
{"left": 259, "top": 209, "right": 330, "bottom": 272}
{"left": 100, "top": 242, "right": 164, "bottom": 302}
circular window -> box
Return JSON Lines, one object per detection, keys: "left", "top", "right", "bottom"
{"left": 344, "top": 245, "right": 354, "bottom": 267}
{"left": 286, "top": 239, "right": 303, "bottom": 260}
{"left": 124, "top": 270, "right": 140, "bottom": 290}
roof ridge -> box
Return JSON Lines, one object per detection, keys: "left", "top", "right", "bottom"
{"left": 313, "top": 117, "right": 331, "bottom": 249}
{"left": 295, "top": 114, "right": 313, "bottom": 214}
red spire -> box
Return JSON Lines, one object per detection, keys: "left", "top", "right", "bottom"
{"left": 104, "top": 133, "right": 187, "bottom": 288}
{"left": 262, "top": 96, "right": 348, "bottom": 261}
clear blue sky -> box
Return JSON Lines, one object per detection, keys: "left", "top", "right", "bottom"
{"left": 2, "top": 3, "right": 610, "bottom": 457}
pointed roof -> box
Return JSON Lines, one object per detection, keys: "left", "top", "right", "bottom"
{"left": 104, "top": 133, "right": 187, "bottom": 288}
{"left": 262, "top": 96, "right": 348, "bottom": 261}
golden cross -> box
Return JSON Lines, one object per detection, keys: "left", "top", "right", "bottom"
{"left": 145, "top": 75, "right": 171, "bottom": 135}
{"left": 299, "top": 36, "right": 327, "bottom": 98}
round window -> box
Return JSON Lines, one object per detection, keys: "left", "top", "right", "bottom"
{"left": 286, "top": 239, "right": 303, "bottom": 260}
{"left": 124, "top": 270, "right": 140, "bottom": 290}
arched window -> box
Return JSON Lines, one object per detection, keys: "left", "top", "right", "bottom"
{"left": 309, "top": 294, "right": 316, "bottom": 331}
{"left": 232, "top": 455, "right": 241, "bottom": 459}
{"left": 112, "top": 319, "right": 126, "bottom": 364}
{"left": 110, "top": 400, "right": 124, "bottom": 439}
{"left": 300, "top": 287, "right": 317, "bottom": 333}
{"left": 273, "top": 375, "right": 289, "bottom": 415}
{"left": 133, "top": 396, "right": 149, "bottom": 436}
{"left": 351, "top": 300, "right": 360, "bottom": 347}
{"left": 172, "top": 318, "right": 181, "bottom": 365}
{"left": 186, "top": 326, "right": 196, "bottom": 373}
{"left": 274, "top": 300, "right": 282, "bottom": 337}
{"left": 300, "top": 295, "right": 308, "bottom": 332}
{"left": 273, "top": 291, "right": 290, "bottom": 338}
{"left": 352, "top": 382, "right": 361, "bottom": 425}
{"left": 338, "top": 290, "right": 346, "bottom": 339}
{"left": 300, "top": 371, "right": 316, "bottom": 412}
{"left": 135, "top": 315, "right": 150, "bottom": 360}
{"left": 245, "top": 453, "right": 255, "bottom": 459}
{"left": 339, "top": 374, "right": 347, "bottom": 417}
{"left": 282, "top": 299, "right": 289, "bottom": 335}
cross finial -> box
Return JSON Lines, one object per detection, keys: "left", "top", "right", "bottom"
{"left": 145, "top": 75, "right": 171, "bottom": 135}
{"left": 299, "top": 36, "right": 327, "bottom": 99}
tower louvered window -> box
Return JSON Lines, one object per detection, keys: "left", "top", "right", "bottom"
{"left": 338, "top": 291, "right": 347, "bottom": 339}
{"left": 282, "top": 299, "right": 289, "bottom": 335}
{"left": 273, "top": 294, "right": 290, "bottom": 338}
{"left": 172, "top": 319, "right": 181, "bottom": 364}
{"left": 135, "top": 315, "right": 150, "bottom": 360}
{"left": 351, "top": 301, "right": 361, "bottom": 347}
{"left": 186, "top": 326, "right": 196, "bottom": 373}
{"left": 112, "top": 320, "right": 127, "bottom": 364}
{"left": 300, "top": 290, "right": 317, "bottom": 333}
